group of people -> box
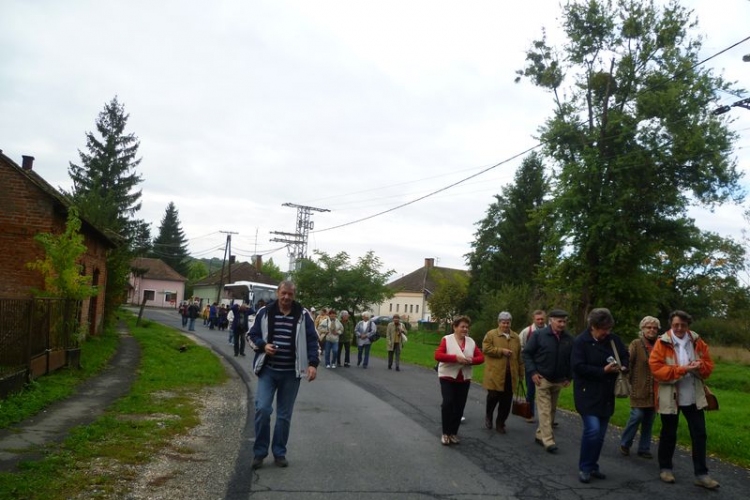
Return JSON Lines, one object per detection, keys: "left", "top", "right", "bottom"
{"left": 434, "top": 307, "right": 719, "bottom": 490}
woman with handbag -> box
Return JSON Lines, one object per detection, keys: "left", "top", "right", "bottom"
{"left": 435, "top": 316, "right": 484, "bottom": 445}
{"left": 571, "top": 308, "right": 629, "bottom": 484}
{"left": 619, "top": 316, "right": 660, "bottom": 458}
{"left": 481, "top": 311, "right": 524, "bottom": 434}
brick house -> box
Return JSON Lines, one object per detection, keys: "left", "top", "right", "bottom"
{"left": 373, "top": 258, "right": 469, "bottom": 323}
{"left": 128, "top": 257, "right": 187, "bottom": 308}
{"left": 0, "top": 151, "right": 116, "bottom": 383}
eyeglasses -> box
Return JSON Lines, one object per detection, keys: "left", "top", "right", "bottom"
{"left": 644, "top": 326, "right": 659, "bottom": 330}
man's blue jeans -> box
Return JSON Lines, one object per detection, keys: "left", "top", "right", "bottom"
{"left": 324, "top": 341, "right": 339, "bottom": 366}
{"left": 188, "top": 318, "right": 196, "bottom": 331}
{"left": 620, "top": 407, "right": 655, "bottom": 453}
{"left": 254, "top": 367, "right": 301, "bottom": 459}
{"left": 579, "top": 414, "right": 610, "bottom": 473}
{"left": 525, "top": 371, "right": 536, "bottom": 417}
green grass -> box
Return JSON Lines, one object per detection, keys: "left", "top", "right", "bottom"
{"left": 370, "top": 330, "right": 750, "bottom": 469}
{"left": 0, "top": 311, "right": 226, "bottom": 500}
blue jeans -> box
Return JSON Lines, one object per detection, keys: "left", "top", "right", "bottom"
{"left": 188, "top": 318, "right": 196, "bottom": 331}
{"left": 525, "top": 371, "right": 536, "bottom": 417}
{"left": 324, "top": 341, "right": 339, "bottom": 366}
{"left": 579, "top": 414, "right": 610, "bottom": 473}
{"left": 620, "top": 407, "right": 655, "bottom": 453}
{"left": 357, "top": 344, "right": 371, "bottom": 367}
{"left": 254, "top": 367, "right": 301, "bottom": 459}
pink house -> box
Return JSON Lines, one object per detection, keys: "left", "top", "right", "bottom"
{"left": 128, "top": 257, "right": 187, "bottom": 308}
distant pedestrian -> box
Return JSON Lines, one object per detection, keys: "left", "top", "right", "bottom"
{"left": 386, "top": 314, "right": 407, "bottom": 371}
{"left": 522, "top": 308, "right": 574, "bottom": 454}
{"left": 518, "top": 310, "right": 547, "bottom": 423}
{"left": 619, "top": 316, "right": 660, "bottom": 459}
{"left": 650, "top": 310, "right": 719, "bottom": 489}
{"left": 179, "top": 301, "right": 189, "bottom": 327}
{"left": 248, "top": 281, "right": 319, "bottom": 469}
{"left": 355, "top": 312, "right": 376, "bottom": 368}
{"left": 231, "top": 303, "right": 251, "bottom": 357}
{"left": 435, "top": 315, "right": 484, "bottom": 445}
{"left": 337, "top": 311, "right": 354, "bottom": 367}
{"left": 208, "top": 303, "right": 218, "bottom": 330}
{"left": 187, "top": 301, "right": 200, "bottom": 332}
{"left": 318, "top": 309, "right": 343, "bottom": 369}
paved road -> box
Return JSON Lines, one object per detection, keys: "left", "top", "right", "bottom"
{"left": 139, "top": 307, "right": 749, "bottom": 499}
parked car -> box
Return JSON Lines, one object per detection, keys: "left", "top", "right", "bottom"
{"left": 370, "top": 315, "right": 393, "bottom": 325}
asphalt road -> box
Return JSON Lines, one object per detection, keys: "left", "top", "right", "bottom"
{"left": 138, "top": 307, "right": 749, "bottom": 499}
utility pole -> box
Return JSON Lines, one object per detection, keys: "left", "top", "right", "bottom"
{"left": 712, "top": 97, "right": 750, "bottom": 115}
{"left": 216, "top": 231, "right": 238, "bottom": 303}
{"left": 270, "top": 203, "right": 330, "bottom": 272}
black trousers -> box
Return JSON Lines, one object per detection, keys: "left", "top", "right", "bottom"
{"left": 486, "top": 371, "right": 513, "bottom": 426}
{"left": 658, "top": 404, "right": 708, "bottom": 476}
{"left": 233, "top": 329, "right": 246, "bottom": 356}
{"left": 336, "top": 342, "right": 351, "bottom": 365}
{"left": 440, "top": 379, "right": 471, "bottom": 435}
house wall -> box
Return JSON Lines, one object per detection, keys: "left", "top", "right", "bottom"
{"left": 128, "top": 276, "right": 184, "bottom": 308}
{"left": 191, "top": 285, "right": 219, "bottom": 307}
{"left": 375, "top": 291, "right": 431, "bottom": 323}
{"left": 0, "top": 160, "right": 109, "bottom": 334}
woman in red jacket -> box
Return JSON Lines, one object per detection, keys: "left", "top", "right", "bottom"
{"left": 435, "top": 316, "right": 484, "bottom": 446}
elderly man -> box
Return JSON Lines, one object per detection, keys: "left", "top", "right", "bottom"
{"left": 248, "top": 281, "right": 319, "bottom": 469}
{"left": 336, "top": 310, "right": 354, "bottom": 367}
{"left": 386, "top": 314, "right": 407, "bottom": 371}
{"left": 522, "top": 309, "right": 574, "bottom": 453}
{"left": 518, "top": 310, "right": 547, "bottom": 423}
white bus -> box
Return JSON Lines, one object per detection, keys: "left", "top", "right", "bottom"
{"left": 222, "top": 281, "right": 277, "bottom": 309}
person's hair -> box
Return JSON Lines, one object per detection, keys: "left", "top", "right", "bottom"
{"left": 497, "top": 311, "right": 512, "bottom": 321}
{"left": 393, "top": 314, "right": 400, "bottom": 319}
{"left": 340, "top": 310, "right": 349, "bottom": 316}
{"left": 532, "top": 309, "right": 546, "bottom": 317}
{"left": 361, "top": 312, "right": 371, "bottom": 319}
{"left": 328, "top": 309, "right": 336, "bottom": 315}
{"left": 277, "top": 280, "right": 296, "bottom": 293}
{"left": 587, "top": 308, "right": 614, "bottom": 329}
{"left": 669, "top": 310, "right": 692, "bottom": 325}
{"left": 639, "top": 315, "right": 661, "bottom": 330}
{"left": 452, "top": 315, "right": 471, "bottom": 328}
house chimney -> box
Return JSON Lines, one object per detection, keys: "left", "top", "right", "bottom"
{"left": 424, "top": 258, "right": 434, "bottom": 269}
{"left": 22, "top": 155, "right": 35, "bottom": 170}
{"left": 253, "top": 254, "right": 263, "bottom": 272}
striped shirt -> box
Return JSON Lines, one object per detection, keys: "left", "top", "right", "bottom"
{"left": 267, "top": 312, "right": 296, "bottom": 371}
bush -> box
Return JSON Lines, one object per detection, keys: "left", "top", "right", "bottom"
{"left": 691, "top": 317, "right": 750, "bottom": 347}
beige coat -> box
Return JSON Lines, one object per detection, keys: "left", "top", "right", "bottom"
{"left": 482, "top": 328, "right": 524, "bottom": 393}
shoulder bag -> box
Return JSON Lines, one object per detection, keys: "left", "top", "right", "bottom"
{"left": 512, "top": 379, "right": 533, "bottom": 419}
{"left": 610, "top": 339, "right": 631, "bottom": 398}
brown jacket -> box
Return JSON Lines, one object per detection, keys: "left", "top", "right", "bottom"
{"left": 626, "top": 336, "right": 655, "bottom": 408}
{"left": 482, "top": 328, "right": 524, "bottom": 393}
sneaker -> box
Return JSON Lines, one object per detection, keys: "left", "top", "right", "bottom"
{"left": 660, "top": 470, "right": 676, "bottom": 484}
{"left": 251, "top": 457, "right": 264, "bottom": 470}
{"left": 448, "top": 435, "right": 460, "bottom": 444}
{"left": 441, "top": 434, "right": 451, "bottom": 445}
{"left": 274, "top": 457, "right": 289, "bottom": 468}
{"left": 461, "top": 416, "right": 466, "bottom": 422}
{"left": 694, "top": 475, "right": 719, "bottom": 489}
{"left": 619, "top": 445, "right": 630, "bottom": 456}
{"left": 331, "top": 364, "right": 337, "bottom": 369}
{"left": 578, "top": 471, "right": 591, "bottom": 483}
{"left": 637, "top": 451, "right": 653, "bottom": 459}
{"left": 325, "top": 364, "right": 331, "bottom": 369}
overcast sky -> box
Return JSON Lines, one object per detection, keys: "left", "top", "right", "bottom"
{"left": 2, "top": 0, "right": 749, "bottom": 279}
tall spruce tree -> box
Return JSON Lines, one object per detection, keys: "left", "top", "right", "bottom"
{"left": 68, "top": 96, "right": 146, "bottom": 326}
{"left": 466, "top": 152, "right": 550, "bottom": 307}
{"left": 151, "top": 202, "right": 191, "bottom": 277}
{"left": 515, "top": 0, "right": 743, "bottom": 328}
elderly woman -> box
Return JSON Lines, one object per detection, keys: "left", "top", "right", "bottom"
{"left": 572, "top": 308, "right": 629, "bottom": 483}
{"left": 482, "top": 311, "right": 524, "bottom": 434}
{"left": 619, "top": 316, "right": 660, "bottom": 458}
{"left": 355, "top": 312, "right": 376, "bottom": 368}
{"left": 435, "top": 316, "right": 484, "bottom": 445}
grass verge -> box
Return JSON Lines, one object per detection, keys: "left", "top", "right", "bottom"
{"left": 369, "top": 331, "right": 750, "bottom": 469}
{"left": 0, "top": 311, "right": 226, "bottom": 500}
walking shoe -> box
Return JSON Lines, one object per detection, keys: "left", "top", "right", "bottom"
{"left": 545, "top": 444, "right": 558, "bottom": 453}
{"left": 637, "top": 451, "right": 653, "bottom": 459}
{"left": 590, "top": 471, "right": 606, "bottom": 479}
{"left": 251, "top": 457, "right": 264, "bottom": 470}
{"left": 331, "top": 364, "right": 336, "bottom": 369}
{"left": 694, "top": 475, "right": 719, "bottom": 489}
{"left": 441, "top": 434, "right": 451, "bottom": 445}
{"left": 344, "top": 363, "right": 350, "bottom": 367}
{"left": 619, "top": 445, "right": 630, "bottom": 456}
{"left": 325, "top": 364, "right": 331, "bottom": 369}
{"left": 659, "top": 470, "right": 676, "bottom": 484}
{"left": 448, "top": 435, "right": 460, "bottom": 444}
{"left": 552, "top": 421, "right": 559, "bottom": 428}
{"left": 578, "top": 471, "right": 591, "bottom": 483}
{"left": 274, "top": 457, "right": 289, "bottom": 468}
{"left": 485, "top": 416, "right": 493, "bottom": 429}
{"left": 460, "top": 416, "right": 466, "bottom": 422}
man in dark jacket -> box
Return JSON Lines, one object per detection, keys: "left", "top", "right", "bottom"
{"left": 231, "top": 303, "right": 251, "bottom": 357}
{"left": 522, "top": 308, "right": 574, "bottom": 453}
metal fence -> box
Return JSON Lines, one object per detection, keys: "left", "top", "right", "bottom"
{"left": 0, "top": 297, "right": 80, "bottom": 379}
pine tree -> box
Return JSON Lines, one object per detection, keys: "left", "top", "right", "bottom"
{"left": 67, "top": 96, "right": 146, "bottom": 326}
{"left": 151, "top": 202, "right": 191, "bottom": 277}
